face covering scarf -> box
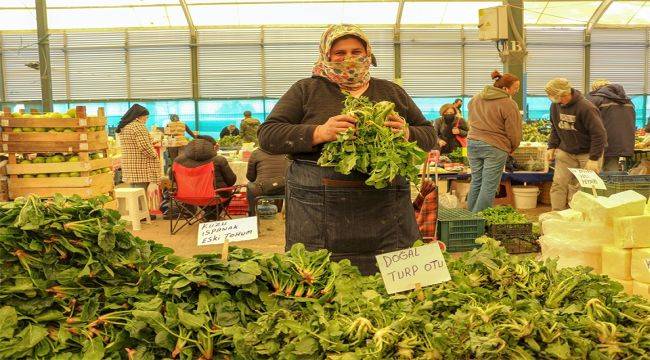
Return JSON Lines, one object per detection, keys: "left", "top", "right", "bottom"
{"left": 312, "top": 24, "right": 375, "bottom": 92}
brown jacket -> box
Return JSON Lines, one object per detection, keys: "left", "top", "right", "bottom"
{"left": 467, "top": 86, "right": 522, "bottom": 153}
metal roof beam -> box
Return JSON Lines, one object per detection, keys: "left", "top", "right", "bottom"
{"left": 586, "top": 0, "right": 613, "bottom": 35}
{"left": 179, "top": 0, "right": 196, "bottom": 36}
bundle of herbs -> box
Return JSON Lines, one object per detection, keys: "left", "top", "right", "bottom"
{"left": 478, "top": 205, "right": 530, "bottom": 226}
{"left": 1, "top": 196, "right": 649, "bottom": 359}
{"left": 317, "top": 95, "right": 427, "bottom": 189}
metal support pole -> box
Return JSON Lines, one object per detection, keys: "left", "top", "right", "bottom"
{"left": 35, "top": 0, "right": 53, "bottom": 112}
{"left": 393, "top": 0, "right": 405, "bottom": 84}
{"left": 505, "top": 0, "right": 524, "bottom": 110}
{"left": 0, "top": 34, "right": 6, "bottom": 102}
{"left": 180, "top": 0, "right": 200, "bottom": 132}
{"left": 584, "top": 31, "right": 591, "bottom": 94}
{"left": 460, "top": 26, "right": 466, "bottom": 97}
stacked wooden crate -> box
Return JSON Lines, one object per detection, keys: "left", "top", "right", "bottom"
{"left": 1, "top": 106, "right": 115, "bottom": 206}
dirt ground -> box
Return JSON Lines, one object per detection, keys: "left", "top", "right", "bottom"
{"left": 129, "top": 206, "right": 551, "bottom": 257}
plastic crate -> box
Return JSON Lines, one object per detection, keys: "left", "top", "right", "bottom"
{"left": 487, "top": 223, "right": 533, "bottom": 238}
{"left": 227, "top": 193, "right": 249, "bottom": 216}
{"left": 498, "top": 235, "right": 540, "bottom": 254}
{"left": 586, "top": 174, "right": 650, "bottom": 198}
{"left": 436, "top": 208, "right": 485, "bottom": 253}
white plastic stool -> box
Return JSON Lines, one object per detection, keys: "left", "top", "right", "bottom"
{"left": 115, "top": 187, "right": 151, "bottom": 230}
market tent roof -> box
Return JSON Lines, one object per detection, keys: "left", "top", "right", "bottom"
{"left": 0, "top": 1, "right": 648, "bottom": 30}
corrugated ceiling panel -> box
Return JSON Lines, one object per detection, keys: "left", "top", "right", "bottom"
{"left": 129, "top": 47, "right": 191, "bottom": 99}
{"left": 464, "top": 28, "right": 504, "bottom": 96}
{"left": 49, "top": 33, "right": 67, "bottom": 100}
{"left": 128, "top": 30, "right": 189, "bottom": 46}
{"left": 400, "top": 28, "right": 461, "bottom": 96}
{"left": 2, "top": 34, "right": 41, "bottom": 101}
{"left": 364, "top": 28, "right": 394, "bottom": 82}
{"left": 526, "top": 28, "right": 584, "bottom": 95}
{"left": 67, "top": 31, "right": 126, "bottom": 99}
{"left": 197, "top": 29, "right": 262, "bottom": 97}
{"left": 264, "top": 28, "right": 319, "bottom": 97}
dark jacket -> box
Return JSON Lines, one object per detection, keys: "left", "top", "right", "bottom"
{"left": 433, "top": 116, "right": 468, "bottom": 154}
{"left": 246, "top": 149, "right": 290, "bottom": 196}
{"left": 174, "top": 139, "right": 237, "bottom": 189}
{"left": 548, "top": 88, "right": 607, "bottom": 161}
{"left": 220, "top": 126, "right": 240, "bottom": 139}
{"left": 586, "top": 84, "right": 636, "bottom": 157}
{"left": 258, "top": 76, "right": 436, "bottom": 162}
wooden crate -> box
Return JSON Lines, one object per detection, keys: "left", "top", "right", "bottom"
{"left": 9, "top": 172, "right": 114, "bottom": 199}
{"left": 7, "top": 157, "right": 111, "bottom": 175}
{"left": 0, "top": 106, "right": 107, "bottom": 152}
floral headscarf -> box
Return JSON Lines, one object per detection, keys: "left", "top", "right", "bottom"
{"left": 312, "top": 24, "right": 377, "bottom": 91}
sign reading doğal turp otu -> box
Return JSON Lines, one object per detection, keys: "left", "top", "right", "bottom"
{"left": 376, "top": 243, "right": 451, "bottom": 294}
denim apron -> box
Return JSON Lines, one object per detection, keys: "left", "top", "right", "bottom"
{"left": 285, "top": 159, "right": 420, "bottom": 275}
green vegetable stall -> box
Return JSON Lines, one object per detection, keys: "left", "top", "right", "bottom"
{"left": 0, "top": 195, "right": 648, "bottom": 359}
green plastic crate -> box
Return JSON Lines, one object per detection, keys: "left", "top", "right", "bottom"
{"left": 436, "top": 208, "right": 486, "bottom": 253}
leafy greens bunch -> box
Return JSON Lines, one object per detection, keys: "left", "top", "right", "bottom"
{"left": 318, "top": 95, "right": 427, "bottom": 189}
{"left": 0, "top": 196, "right": 649, "bottom": 359}
{"left": 479, "top": 205, "right": 530, "bottom": 226}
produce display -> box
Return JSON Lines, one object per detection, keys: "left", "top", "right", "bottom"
{"left": 219, "top": 135, "right": 243, "bottom": 148}
{"left": 478, "top": 205, "right": 529, "bottom": 226}
{"left": 1, "top": 195, "right": 649, "bottom": 359}
{"left": 16, "top": 153, "right": 110, "bottom": 178}
{"left": 636, "top": 130, "right": 649, "bottom": 149}
{"left": 522, "top": 120, "right": 550, "bottom": 143}
{"left": 318, "top": 95, "right": 426, "bottom": 189}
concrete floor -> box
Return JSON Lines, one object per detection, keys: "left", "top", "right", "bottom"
{"left": 128, "top": 205, "right": 551, "bottom": 257}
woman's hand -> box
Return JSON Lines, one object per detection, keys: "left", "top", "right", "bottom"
{"left": 312, "top": 115, "right": 356, "bottom": 145}
{"left": 384, "top": 114, "right": 410, "bottom": 140}
{"left": 452, "top": 127, "right": 460, "bottom": 135}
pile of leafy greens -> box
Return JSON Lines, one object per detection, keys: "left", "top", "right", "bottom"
{"left": 218, "top": 135, "right": 243, "bottom": 149}
{"left": 479, "top": 205, "right": 531, "bottom": 226}
{"left": 1, "top": 195, "right": 649, "bottom": 359}
{"left": 317, "top": 95, "right": 427, "bottom": 189}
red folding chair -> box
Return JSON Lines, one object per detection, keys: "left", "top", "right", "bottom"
{"left": 169, "top": 162, "right": 241, "bottom": 234}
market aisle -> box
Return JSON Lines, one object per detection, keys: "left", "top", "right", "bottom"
{"left": 131, "top": 216, "right": 286, "bottom": 258}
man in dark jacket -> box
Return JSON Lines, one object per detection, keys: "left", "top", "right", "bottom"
{"left": 174, "top": 136, "right": 237, "bottom": 190}
{"left": 544, "top": 78, "right": 607, "bottom": 210}
{"left": 586, "top": 80, "right": 636, "bottom": 172}
{"left": 246, "top": 149, "right": 289, "bottom": 215}
{"left": 220, "top": 124, "right": 240, "bottom": 139}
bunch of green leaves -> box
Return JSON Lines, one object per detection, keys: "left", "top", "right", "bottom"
{"left": 218, "top": 135, "right": 243, "bottom": 148}
{"left": 522, "top": 121, "right": 551, "bottom": 143}
{"left": 447, "top": 148, "right": 466, "bottom": 164}
{"left": 478, "top": 206, "right": 530, "bottom": 226}
{"left": 318, "top": 94, "right": 427, "bottom": 189}
{"left": 1, "top": 195, "right": 649, "bottom": 359}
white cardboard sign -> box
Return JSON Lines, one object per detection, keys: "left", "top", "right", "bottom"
{"left": 376, "top": 243, "right": 451, "bottom": 294}
{"left": 569, "top": 168, "right": 607, "bottom": 190}
{"left": 197, "top": 217, "right": 258, "bottom": 246}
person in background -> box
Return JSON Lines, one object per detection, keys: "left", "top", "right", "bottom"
{"left": 453, "top": 98, "right": 463, "bottom": 117}
{"left": 246, "top": 149, "right": 290, "bottom": 215}
{"left": 240, "top": 111, "right": 261, "bottom": 144}
{"left": 587, "top": 79, "right": 636, "bottom": 172}
{"left": 646, "top": 120, "right": 650, "bottom": 133}
{"left": 220, "top": 124, "right": 240, "bottom": 139}
{"left": 258, "top": 24, "right": 436, "bottom": 275}
{"left": 466, "top": 70, "right": 522, "bottom": 213}
{"left": 174, "top": 135, "right": 237, "bottom": 191}
{"left": 165, "top": 114, "right": 197, "bottom": 162}
{"left": 433, "top": 103, "right": 468, "bottom": 154}
{"left": 116, "top": 104, "right": 161, "bottom": 201}
{"left": 545, "top": 78, "right": 607, "bottom": 210}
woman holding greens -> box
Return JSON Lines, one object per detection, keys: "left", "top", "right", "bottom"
{"left": 258, "top": 24, "right": 436, "bottom": 275}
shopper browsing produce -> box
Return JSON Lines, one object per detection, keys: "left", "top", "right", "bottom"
{"left": 258, "top": 24, "right": 436, "bottom": 275}
{"left": 466, "top": 70, "right": 522, "bottom": 212}
{"left": 586, "top": 79, "right": 636, "bottom": 172}
{"left": 116, "top": 104, "right": 160, "bottom": 199}
{"left": 545, "top": 78, "right": 607, "bottom": 210}
{"left": 433, "top": 103, "right": 468, "bottom": 154}
{"left": 220, "top": 124, "right": 240, "bottom": 139}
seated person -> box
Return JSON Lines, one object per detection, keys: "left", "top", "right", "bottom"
{"left": 173, "top": 135, "right": 237, "bottom": 192}
{"left": 220, "top": 124, "right": 240, "bottom": 139}
{"left": 246, "top": 148, "right": 290, "bottom": 215}
{"left": 433, "top": 103, "right": 468, "bottom": 154}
